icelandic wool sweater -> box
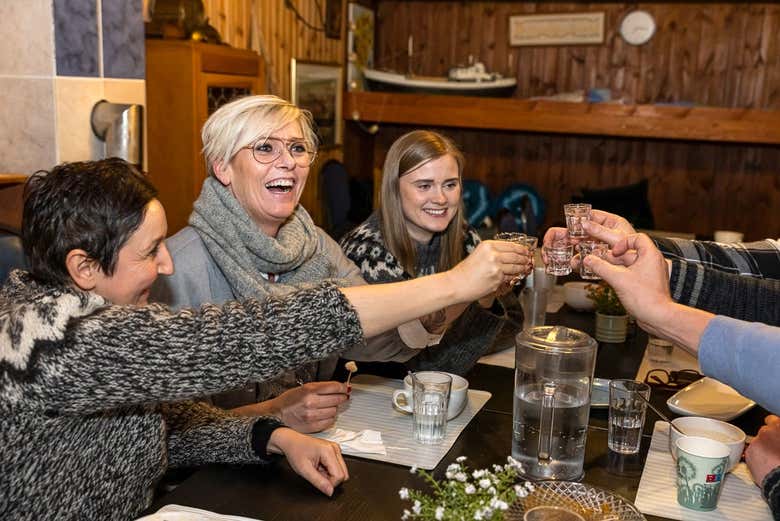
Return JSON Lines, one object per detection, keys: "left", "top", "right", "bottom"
{"left": 669, "top": 259, "right": 780, "bottom": 326}
{"left": 340, "top": 212, "right": 509, "bottom": 375}
{"left": 0, "top": 270, "right": 363, "bottom": 521}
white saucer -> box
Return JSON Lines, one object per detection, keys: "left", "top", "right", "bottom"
{"left": 667, "top": 377, "right": 755, "bottom": 421}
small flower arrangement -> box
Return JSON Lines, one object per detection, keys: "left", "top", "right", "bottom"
{"left": 586, "top": 281, "right": 626, "bottom": 316}
{"left": 399, "top": 456, "right": 534, "bottom": 521}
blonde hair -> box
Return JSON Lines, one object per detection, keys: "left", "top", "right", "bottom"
{"left": 201, "top": 95, "right": 317, "bottom": 176}
{"left": 379, "top": 130, "right": 466, "bottom": 276}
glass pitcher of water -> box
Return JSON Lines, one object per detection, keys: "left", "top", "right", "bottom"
{"left": 512, "top": 325, "right": 597, "bottom": 481}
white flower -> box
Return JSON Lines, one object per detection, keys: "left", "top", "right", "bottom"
{"left": 488, "top": 486, "right": 496, "bottom": 495}
{"left": 465, "top": 484, "right": 476, "bottom": 494}
{"left": 410, "top": 465, "right": 418, "bottom": 474}
{"left": 492, "top": 464, "right": 503, "bottom": 472}
{"left": 435, "top": 506, "right": 445, "bottom": 520}
{"left": 402, "top": 509, "right": 411, "bottom": 520}
{"left": 514, "top": 484, "right": 529, "bottom": 498}
{"left": 445, "top": 471, "right": 455, "bottom": 479}
{"left": 490, "top": 498, "right": 509, "bottom": 510}
{"left": 525, "top": 481, "right": 535, "bottom": 492}
{"left": 454, "top": 472, "right": 467, "bottom": 482}
{"left": 506, "top": 455, "right": 524, "bottom": 471}
{"left": 412, "top": 500, "right": 422, "bottom": 515}
{"left": 447, "top": 463, "right": 460, "bottom": 473}
{"left": 472, "top": 469, "right": 486, "bottom": 479}
{"left": 456, "top": 456, "right": 467, "bottom": 462}
{"left": 473, "top": 511, "right": 483, "bottom": 520}
{"left": 479, "top": 478, "right": 491, "bottom": 489}
{"left": 399, "top": 487, "right": 410, "bottom": 500}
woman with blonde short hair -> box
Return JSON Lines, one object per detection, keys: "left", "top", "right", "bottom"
{"left": 341, "top": 130, "right": 528, "bottom": 374}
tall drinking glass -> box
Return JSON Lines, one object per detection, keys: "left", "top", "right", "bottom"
{"left": 608, "top": 380, "right": 650, "bottom": 454}
{"left": 411, "top": 371, "right": 452, "bottom": 444}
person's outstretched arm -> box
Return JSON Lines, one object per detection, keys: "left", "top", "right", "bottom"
{"left": 584, "top": 234, "right": 780, "bottom": 413}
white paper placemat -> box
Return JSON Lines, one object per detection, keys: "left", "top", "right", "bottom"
{"left": 634, "top": 342, "right": 701, "bottom": 383}
{"left": 479, "top": 346, "right": 515, "bottom": 368}
{"left": 313, "top": 375, "right": 491, "bottom": 470}
{"left": 635, "top": 421, "right": 772, "bottom": 521}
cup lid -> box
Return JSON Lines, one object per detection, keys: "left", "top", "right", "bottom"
{"left": 517, "top": 325, "right": 596, "bottom": 353}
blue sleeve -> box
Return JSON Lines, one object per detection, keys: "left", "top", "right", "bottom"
{"left": 698, "top": 315, "right": 780, "bottom": 414}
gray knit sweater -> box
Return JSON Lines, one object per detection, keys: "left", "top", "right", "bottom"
{"left": 0, "top": 270, "right": 363, "bottom": 520}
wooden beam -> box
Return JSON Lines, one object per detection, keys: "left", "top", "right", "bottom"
{"left": 345, "top": 92, "right": 780, "bottom": 145}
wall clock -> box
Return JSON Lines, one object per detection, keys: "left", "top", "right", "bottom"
{"left": 619, "top": 10, "right": 656, "bottom": 46}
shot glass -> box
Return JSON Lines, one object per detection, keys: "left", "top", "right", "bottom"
{"left": 676, "top": 436, "right": 730, "bottom": 511}
{"left": 564, "top": 203, "right": 592, "bottom": 238}
{"left": 543, "top": 241, "right": 573, "bottom": 276}
{"left": 577, "top": 240, "right": 608, "bottom": 280}
{"left": 608, "top": 380, "right": 650, "bottom": 455}
{"left": 495, "top": 232, "right": 534, "bottom": 284}
{"left": 410, "top": 371, "right": 451, "bottom": 444}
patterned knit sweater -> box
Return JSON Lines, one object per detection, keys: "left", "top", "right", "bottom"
{"left": 0, "top": 270, "right": 363, "bottom": 521}
{"left": 340, "top": 213, "right": 509, "bottom": 375}
{"left": 669, "top": 259, "right": 780, "bottom": 326}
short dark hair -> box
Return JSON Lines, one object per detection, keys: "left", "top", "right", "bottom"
{"left": 22, "top": 158, "right": 158, "bottom": 285}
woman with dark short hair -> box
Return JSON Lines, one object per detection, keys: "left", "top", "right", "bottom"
{"left": 0, "top": 158, "right": 524, "bottom": 520}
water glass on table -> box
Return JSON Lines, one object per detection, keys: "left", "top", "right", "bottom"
{"left": 608, "top": 380, "right": 650, "bottom": 455}
{"left": 520, "top": 286, "right": 548, "bottom": 331}
{"left": 577, "top": 240, "right": 607, "bottom": 280}
{"left": 544, "top": 241, "right": 573, "bottom": 276}
{"left": 564, "top": 203, "right": 592, "bottom": 238}
{"left": 409, "top": 371, "right": 452, "bottom": 444}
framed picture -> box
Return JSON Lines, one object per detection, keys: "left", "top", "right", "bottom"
{"left": 291, "top": 59, "right": 343, "bottom": 148}
{"left": 509, "top": 12, "right": 605, "bottom": 46}
{"left": 347, "top": 3, "right": 375, "bottom": 91}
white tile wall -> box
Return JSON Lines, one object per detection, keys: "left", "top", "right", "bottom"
{"left": 54, "top": 77, "right": 104, "bottom": 164}
{"left": 0, "top": 0, "right": 55, "bottom": 77}
{"left": 0, "top": 77, "right": 56, "bottom": 174}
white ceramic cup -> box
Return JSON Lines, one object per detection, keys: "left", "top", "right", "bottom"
{"left": 669, "top": 416, "right": 746, "bottom": 471}
{"left": 392, "top": 373, "right": 469, "bottom": 421}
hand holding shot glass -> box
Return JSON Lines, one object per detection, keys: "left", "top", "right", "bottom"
{"left": 564, "top": 203, "right": 592, "bottom": 238}
{"left": 494, "top": 232, "right": 536, "bottom": 285}
{"left": 577, "top": 240, "right": 608, "bottom": 280}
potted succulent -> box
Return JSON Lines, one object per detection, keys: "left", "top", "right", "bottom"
{"left": 586, "top": 282, "right": 629, "bottom": 343}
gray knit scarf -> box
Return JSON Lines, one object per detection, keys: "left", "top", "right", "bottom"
{"left": 189, "top": 177, "right": 344, "bottom": 397}
{"left": 189, "top": 177, "right": 339, "bottom": 300}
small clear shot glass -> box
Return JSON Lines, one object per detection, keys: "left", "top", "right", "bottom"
{"left": 564, "top": 203, "right": 592, "bottom": 238}
{"left": 495, "top": 232, "right": 535, "bottom": 285}
{"left": 577, "top": 240, "right": 608, "bottom": 280}
{"left": 543, "top": 240, "right": 573, "bottom": 276}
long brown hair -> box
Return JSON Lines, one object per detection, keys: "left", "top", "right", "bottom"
{"left": 379, "top": 130, "right": 466, "bottom": 276}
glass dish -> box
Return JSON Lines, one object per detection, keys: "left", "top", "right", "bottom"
{"left": 506, "top": 481, "right": 646, "bottom": 521}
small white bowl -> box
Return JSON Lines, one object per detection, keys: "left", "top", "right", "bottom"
{"left": 563, "top": 282, "right": 595, "bottom": 312}
{"left": 669, "top": 416, "right": 746, "bottom": 471}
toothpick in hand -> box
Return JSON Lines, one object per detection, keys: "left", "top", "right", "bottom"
{"left": 344, "top": 361, "right": 358, "bottom": 393}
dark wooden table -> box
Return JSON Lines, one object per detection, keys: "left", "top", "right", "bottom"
{"left": 150, "top": 306, "right": 768, "bottom": 520}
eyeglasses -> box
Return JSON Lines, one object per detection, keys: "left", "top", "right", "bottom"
{"left": 243, "top": 137, "right": 317, "bottom": 167}
{"left": 643, "top": 368, "right": 703, "bottom": 391}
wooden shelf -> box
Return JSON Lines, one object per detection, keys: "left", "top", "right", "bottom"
{"left": 345, "top": 92, "right": 780, "bottom": 145}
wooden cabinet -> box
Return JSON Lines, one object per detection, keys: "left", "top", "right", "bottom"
{"left": 145, "top": 40, "right": 264, "bottom": 233}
